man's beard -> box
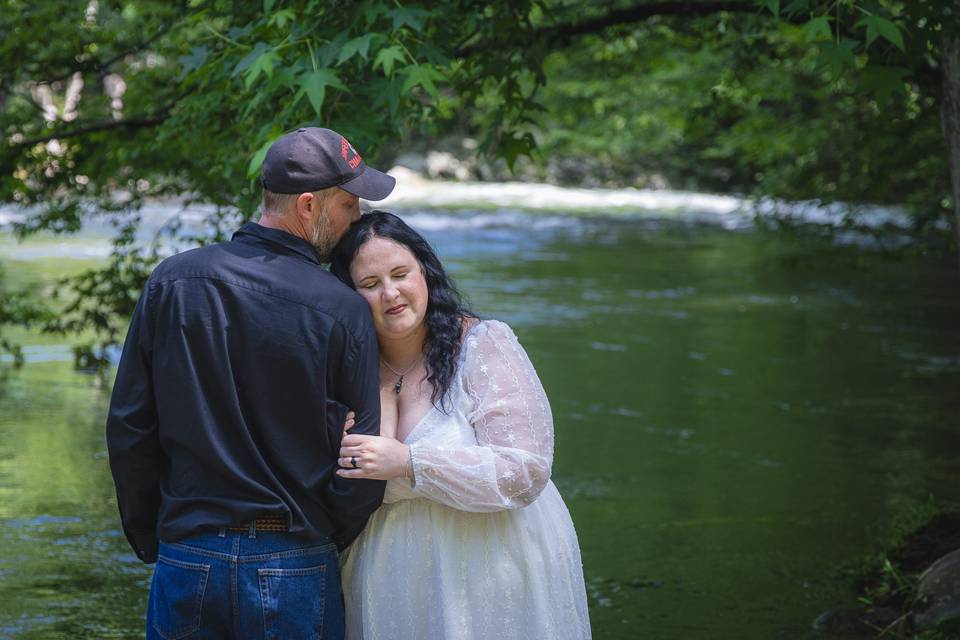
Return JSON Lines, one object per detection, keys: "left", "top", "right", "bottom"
{"left": 310, "top": 213, "right": 337, "bottom": 262}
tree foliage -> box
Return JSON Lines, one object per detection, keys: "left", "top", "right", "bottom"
{"left": 0, "top": 0, "right": 554, "bottom": 356}
{"left": 533, "top": 6, "right": 950, "bottom": 227}
{"left": 1, "top": 0, "right": 552, "bottom": 225}
{"left": 1, "top": 0, "right": 959, "bottom": 360}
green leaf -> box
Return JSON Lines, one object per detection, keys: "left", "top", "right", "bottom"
{"left": 248, "top": 135, "right": 279, "bottom": 179}
{"left": 499, "top": 132, "right": 536, "bottom": 172}
{"left": 227, "top": 24, "right": 253, "bottom": 41}
{"left": 264, "top": 0, "right": 276, "bottom": 13}
{"left": 370, "top": 75, "right": 404, "bottom": 117}
{"left": 269, "top": 9, "right": 295, "bottom": 30}
{"left": 756, "top": 0, "right": 780, "bottom": 19}
{"left": 363, "top": 1, "right": 389, "bottom": 27}
{"left": 337, "top": 34, "right": 378, "bottom": 65}
{"left": 302, "top": 69, "right": 348, "bottom": 115}
{"left": 856, "top": 15, "right": 905, "bottom": 52}
{"left": 802, "top": 16, "right": 832, "bottom": 42}
{"left": 233, "top": 42, "right": 269, "bottom": 77}
{"left": 243, "top": 67, "right": 299, "bottom": 119}
{"left": 858, "top": 66, "right": 909, "bottom": 107}
{"left": 401, "top": 64, "right": 445, "bottom": 100}
{"left": 373, "top": 46, "right": 405, "bottom": 76}
{"left": 179, "top": 45, "right": 209, "bottom": 72}
{"left": 816, "top": 40, "right": 857, "bottom": 79}
{"left": 244, "top": 50, "right": 279, "bottom": 89}
{"left": 177, "top": 45, "right": 209, "bottom": 80}
{"left": 782, "top": 0, "right": 809, "bottom": 16}
{"left": 387, "top": 7, "right": 431, "bottom": 32}
{"left": 270, "top": 67, "right": 298, "bottom": 89}
{"left": 413, "top": 41, "right": 449, "bottom": 66}
{"left": 316, "top": 33, "right": 348, "bottom": 68}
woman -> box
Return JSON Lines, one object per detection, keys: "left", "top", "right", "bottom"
{"left": 329, "top": 211, "right": 591, "bottom": 640}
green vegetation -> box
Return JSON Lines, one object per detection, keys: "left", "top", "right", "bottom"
{"left": 834, "top": 500, "right": 960, "bottom": 638}
{"left": 534, "top": 12, "right": 948, "bottom": 226}
{"left": 1, "top": 1, "right": 958, "bottom": 358}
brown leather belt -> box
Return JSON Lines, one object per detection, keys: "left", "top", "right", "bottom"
{"left": 227, "top": 517, "right": 288, "bottom": 533}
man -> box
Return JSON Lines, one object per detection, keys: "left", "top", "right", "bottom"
{"left": 106, "top": 127, "right": 394, "bottom": 639}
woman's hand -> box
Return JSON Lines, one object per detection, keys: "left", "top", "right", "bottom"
{"left": 337, "top": 433, "right": 412, "bottom": 481}
{"left": 341, "top": 387, "right": 400, "bottom": 440}
{"left": 342, "top": 411, "right": 355, "bottom": 435}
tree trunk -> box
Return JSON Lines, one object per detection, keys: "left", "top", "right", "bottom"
{"left": 941, "top": 36, "right": 960, "bottom": 270}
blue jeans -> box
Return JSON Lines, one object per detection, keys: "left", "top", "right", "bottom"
{"left": 146, "top": 528, "right": 344, "bottom": 640}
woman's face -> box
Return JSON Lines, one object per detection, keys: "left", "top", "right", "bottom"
{"left": 349, "top": 236, "right": 429, "bottom": 341}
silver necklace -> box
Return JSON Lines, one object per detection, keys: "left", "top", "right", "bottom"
{"left": 381, "top": 356, "right": 420, "bottom": 394}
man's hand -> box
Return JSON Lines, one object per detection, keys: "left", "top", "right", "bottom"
{"left": 337, "top": 434, "right": 411, "bottom": 481}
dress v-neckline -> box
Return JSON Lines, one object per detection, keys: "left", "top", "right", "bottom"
{"left": 398, "top": 320, "right": 485, "bottom": 445}
{"left": 400, "top": 404, "right": 437, "bottom": 444}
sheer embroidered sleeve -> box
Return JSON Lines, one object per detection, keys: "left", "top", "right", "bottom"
{"left": 408, "top": 320, "right": 554, "bottom": 511}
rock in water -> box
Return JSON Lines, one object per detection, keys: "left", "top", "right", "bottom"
{"left": 912, "top": 548, "right": 960, "bottom": 632}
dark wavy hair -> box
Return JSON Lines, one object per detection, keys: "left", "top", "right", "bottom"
{"left": 329, "top": 210, "right": 476, "bottom": 410}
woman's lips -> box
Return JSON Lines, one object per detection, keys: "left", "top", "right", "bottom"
{"left": 385, "top": 304, "right": 407, "bottom": 315}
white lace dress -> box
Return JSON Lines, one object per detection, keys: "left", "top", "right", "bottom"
{"left": 341, "top": 320, "right": 591, "bottom": 639}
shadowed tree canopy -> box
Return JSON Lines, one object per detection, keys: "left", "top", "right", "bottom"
{"left": 1, "top": 0, "right": 958, "bottom": 362}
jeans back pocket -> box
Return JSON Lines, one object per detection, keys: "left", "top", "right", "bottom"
{"left": 150, "top": 556, "right": 210, "bottom": 640}
{"left": 258, "top": 564, "right": 326, "bottom": 640}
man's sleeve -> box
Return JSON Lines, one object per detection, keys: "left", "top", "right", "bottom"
{"left": 105, "top": 283, "right": 162, "bottom": 563}
{"left": 324, "top": 318, "right": 385, "bottom": 549}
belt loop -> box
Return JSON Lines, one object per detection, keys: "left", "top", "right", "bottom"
{"left": 248, "top": 521, "right": 257, "bottom": 539}
{"left": 218, "top": 528, "right": 226, "bottom": 538}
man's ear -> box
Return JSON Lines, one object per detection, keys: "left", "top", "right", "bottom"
{"left": 295, "top": 192, "right": 314, "bottom": 221}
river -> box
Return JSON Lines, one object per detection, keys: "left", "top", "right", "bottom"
{"left": 1, "top": 189, "right": 959, "bottom": 639}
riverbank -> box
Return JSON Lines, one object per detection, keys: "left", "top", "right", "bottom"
{"left": 816, "top": 503, "right": 960, "bottom": 638}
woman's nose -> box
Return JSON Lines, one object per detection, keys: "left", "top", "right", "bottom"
{"left": 382, "top": 281, "right": 400, "bottom": 300}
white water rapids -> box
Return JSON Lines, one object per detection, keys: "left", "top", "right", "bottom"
{"left": 0, "top": 166, "right": 914, "bottom": 260}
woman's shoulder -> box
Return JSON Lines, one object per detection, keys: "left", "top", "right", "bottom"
{"left": 461, "top": 317, "right": 516, "bottom": 347}
{"left": 457, "top": 318, "right": 543, "bottom": 395}
{"left": 457, "top": 319, "right": 524, "bottom": 373}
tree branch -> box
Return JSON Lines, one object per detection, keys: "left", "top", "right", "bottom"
{"left": 455, "top": 1, "right": 755, "bottom": 57}
{"left": 0, "top": 80, "right": 51, "bottom": 118}
{"left": 15, "top": 113, "right": 168, "bottom": 147}
{"left": 42, "top": 19, "right": 182, "bottom": 86}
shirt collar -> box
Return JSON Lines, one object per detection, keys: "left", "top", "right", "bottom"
{"left": 232, "top": 222, "right": 322, "bottom": 265}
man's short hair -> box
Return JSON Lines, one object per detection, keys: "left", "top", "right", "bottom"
{"left": 261, "top": 187, "right": 332, "bottom": 218}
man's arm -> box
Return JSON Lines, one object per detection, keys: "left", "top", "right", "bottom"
{"left": 105, "top": 283, "right": 162, "bottom": 563}
{"left": 323, "top": 319, "right": 385, "bottom": 548}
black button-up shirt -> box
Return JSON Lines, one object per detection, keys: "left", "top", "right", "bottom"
{"left": 106, "top": 222, "right": 384, "bottom": 563}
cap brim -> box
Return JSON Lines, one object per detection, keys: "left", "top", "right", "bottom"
{"left": 340, "top": 167, "right": 396, "bottom": 201}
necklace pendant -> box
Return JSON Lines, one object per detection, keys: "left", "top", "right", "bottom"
{"left": 394, "top": 375, "right": 404, "bottom": 394}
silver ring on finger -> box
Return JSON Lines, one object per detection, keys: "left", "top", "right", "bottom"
{"left": 351, "top": 456, "right": 359, "bottom": 469}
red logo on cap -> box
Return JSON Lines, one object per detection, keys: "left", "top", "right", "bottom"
{"left": 341, "top": 137, "right": 363, "bottom": 170}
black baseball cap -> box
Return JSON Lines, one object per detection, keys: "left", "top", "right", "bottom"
{"left": 260, "top": 127, "right": 396, "bottom": 200}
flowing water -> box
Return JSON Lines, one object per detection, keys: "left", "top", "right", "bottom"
{"left": 1, "top": 202, "right": 959, "bottom": 639}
